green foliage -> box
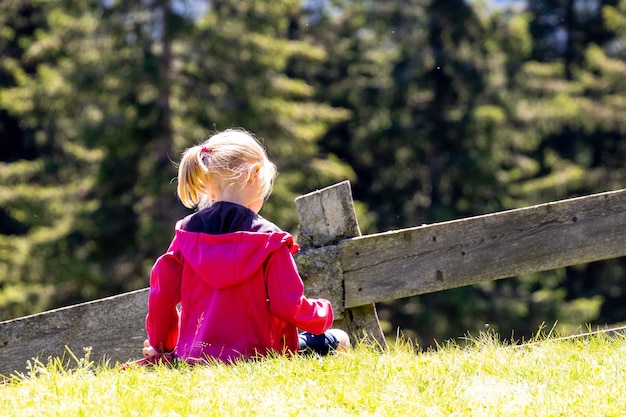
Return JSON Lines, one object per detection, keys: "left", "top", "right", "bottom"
{"left": 0, "top": 144, "right": 104, "bottom": 317}
{"left": 170, "top": 0, "right": 353, "bottom": 229}
{"left": 0, "top": 0, "right": 352, "bottom": 320}
{"left": 2, "top": 0, "right": 626, "bottom": 350}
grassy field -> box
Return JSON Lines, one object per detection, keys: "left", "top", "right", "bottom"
{"left": 1, "top": 331, "right": 626, "bottom": 416}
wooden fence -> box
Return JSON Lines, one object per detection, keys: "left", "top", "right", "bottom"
{"left": 2, "top": 180, "right": 626, "bottom": 376}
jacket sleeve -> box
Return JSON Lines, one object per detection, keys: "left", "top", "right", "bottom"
{"left": 145, "top": 238, "right": 183, "bottom": 353}
{"left": 265, "top": 244, "right": 334, "bottom": 334}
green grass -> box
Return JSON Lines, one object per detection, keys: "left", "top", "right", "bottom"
{"left": 2, "top": 332, "right": 626, "bottom": 416}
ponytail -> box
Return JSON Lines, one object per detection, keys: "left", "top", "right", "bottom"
{"left": 177, "top": 146, "right": 209, "bottom": 209}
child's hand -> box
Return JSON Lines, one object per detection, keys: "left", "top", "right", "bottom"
{"left": 142, "top": 339, "right": 157, "bottom": 358}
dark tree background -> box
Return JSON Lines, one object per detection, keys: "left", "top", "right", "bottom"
{"left": 2, "top": 0, "right": 626, "bottom": 347}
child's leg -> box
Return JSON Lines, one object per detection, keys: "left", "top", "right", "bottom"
{"left": 298, "top": 329, "right": 351, "bottom": 355}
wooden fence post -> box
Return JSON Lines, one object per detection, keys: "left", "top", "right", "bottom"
{"left": 295, "top": 180, "right": 387, "bottom": 349}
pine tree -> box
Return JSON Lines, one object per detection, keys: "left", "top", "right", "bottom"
{"left": 174, "top": 0, "right": 352, "bottom": 229}
{"left": 0, "top": 0, "right": 352, "bottom": 320}
{"left": 0, "top": 0, "right": 188, "bottom": 318}
{"left": 0, "top": 0, "right": 107, "bottom": 318}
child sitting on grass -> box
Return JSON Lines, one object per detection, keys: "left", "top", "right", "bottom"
{"left": 141, "top": 128, "right": 350, "bottom": 365}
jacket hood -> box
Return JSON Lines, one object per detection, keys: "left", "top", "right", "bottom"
{"left": 174, "top": 225, "right": 298, "bottom": 289}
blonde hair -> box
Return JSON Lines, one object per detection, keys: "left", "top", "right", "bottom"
{"left": 177, "top": 129, "right": 277, "bottom": 209}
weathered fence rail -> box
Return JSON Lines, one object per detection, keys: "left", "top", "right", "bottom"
{"left": 0, "top": 289, "right": 148, "bottom": 376}
{"left": 2, "top": 181, "right": 626, "bottom": 377}
{"left": 343, "top": 186, "right": 626, "bottom": 306}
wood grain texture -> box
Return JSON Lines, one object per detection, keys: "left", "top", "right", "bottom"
{"left": 343, "top": 188, "right": 626, "bottom": 308}
{"left": 0, "top": 289, "right": 148, "bottom": 376}
{"left": 295, "top": 180, "right": 361, "bottom": 248}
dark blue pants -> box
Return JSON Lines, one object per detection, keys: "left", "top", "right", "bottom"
{"left": 298, "top": 331, "right": 340, "bottom": 356}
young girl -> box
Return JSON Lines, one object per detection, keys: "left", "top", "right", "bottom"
{"left": 142, "top": 128, "right": 350, "bottom": 364}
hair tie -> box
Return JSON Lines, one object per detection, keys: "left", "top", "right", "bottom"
{"left": 201, "top": 146, "right": 209, "bottom": 153}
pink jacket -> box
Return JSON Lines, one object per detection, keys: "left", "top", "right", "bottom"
{"left": 146, "top": 219, "right": 333, "bottom": 364}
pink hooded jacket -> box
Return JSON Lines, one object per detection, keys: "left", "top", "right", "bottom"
{"left": 146, "top": 203, "right": 334, "bottom": 364}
